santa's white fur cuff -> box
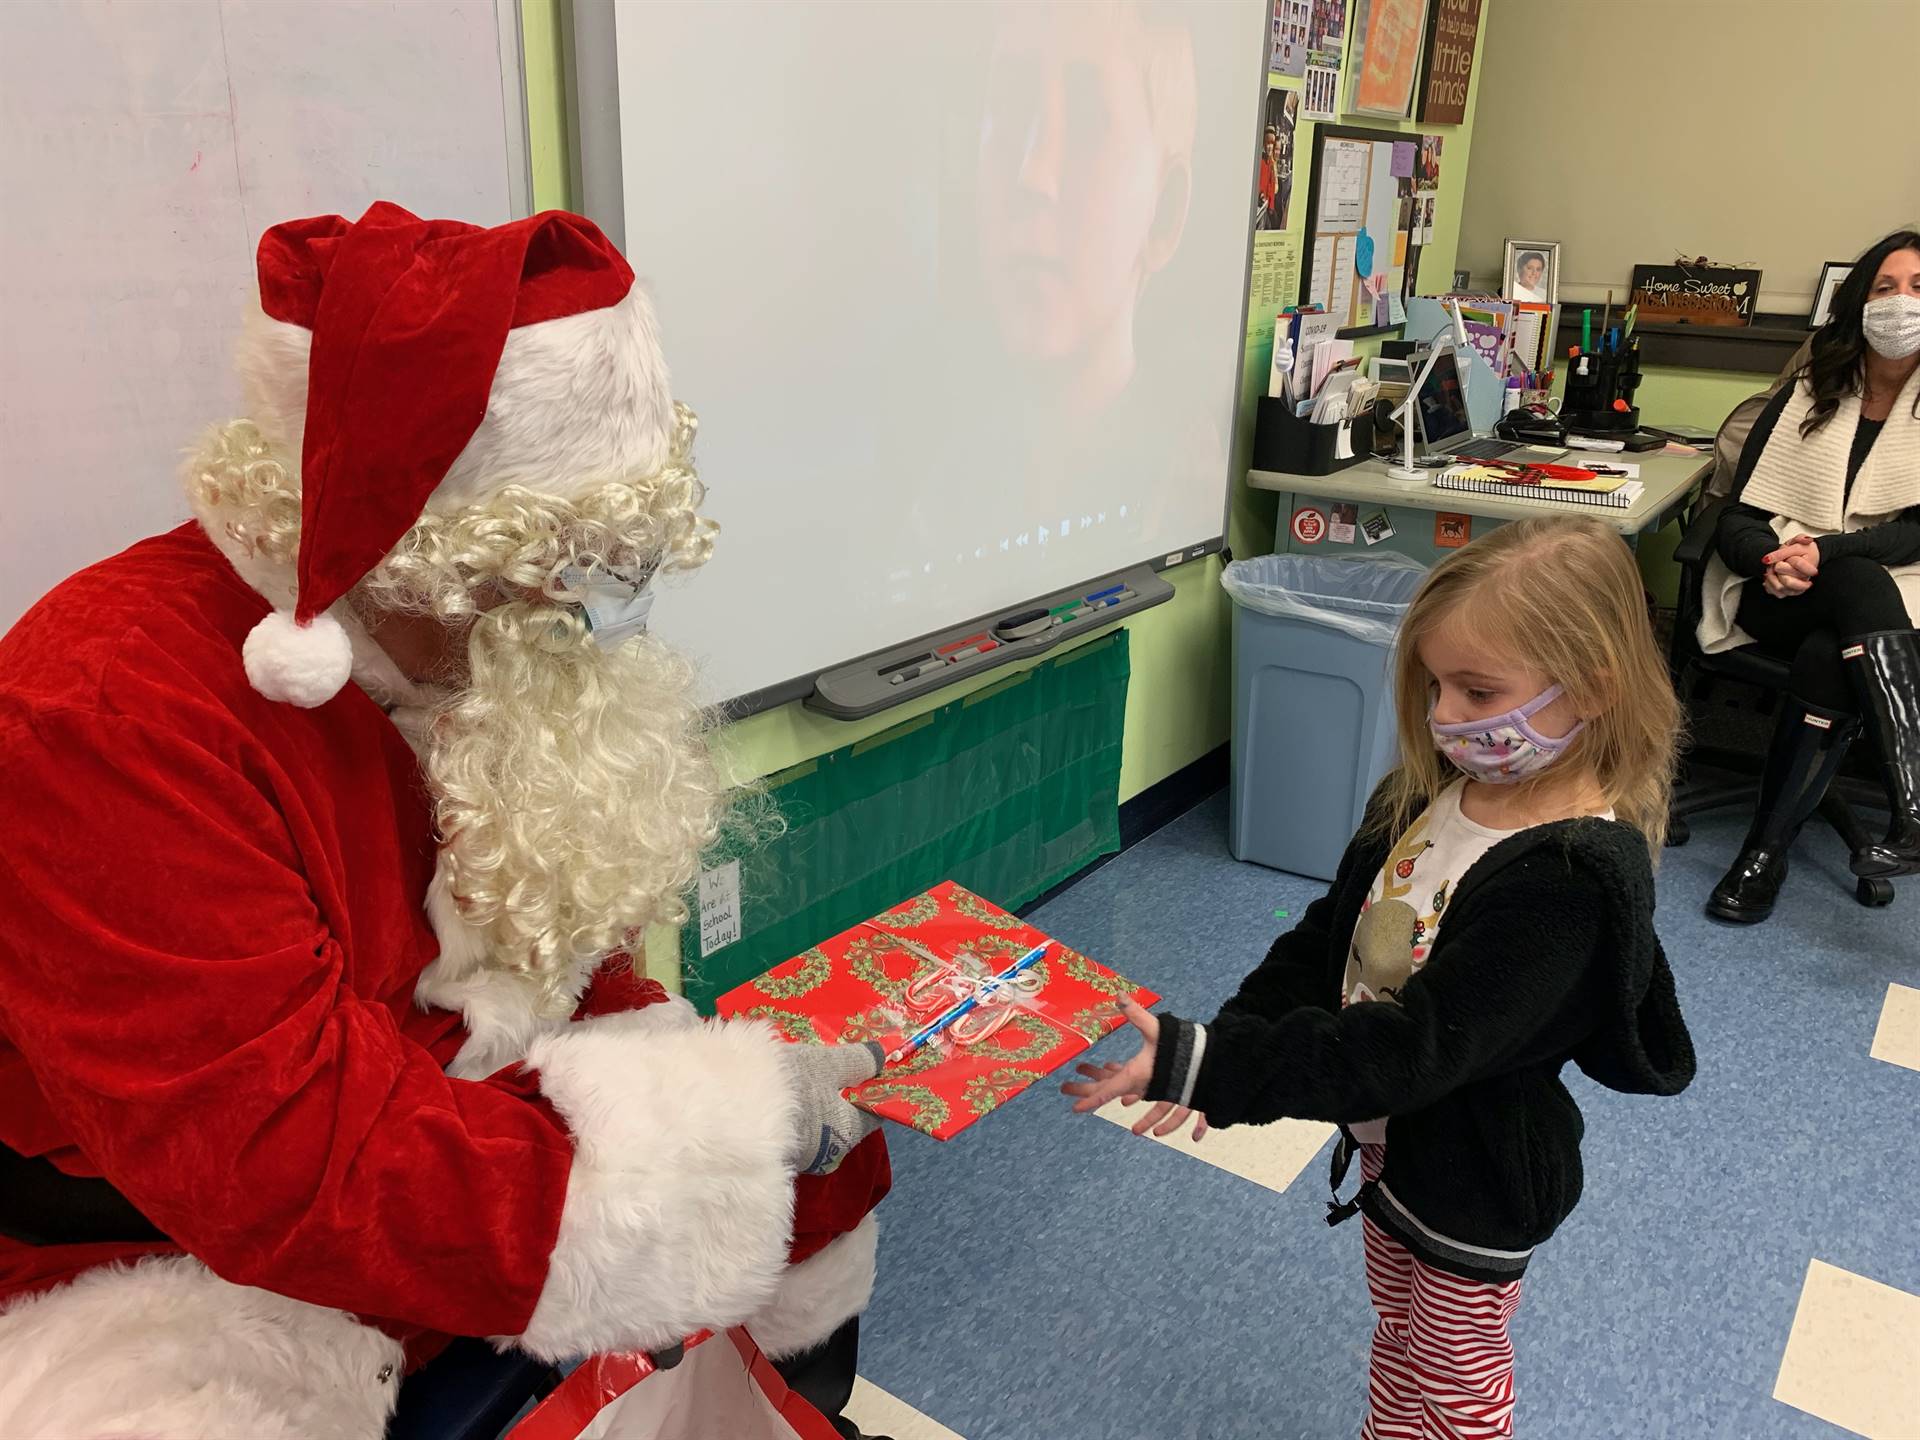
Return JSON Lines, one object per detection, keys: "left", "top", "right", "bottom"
{"left": 744, "top": 1214, "right": 879, "bottom": 1361}
{"left": 516, "top": 1010, "right": 801, "bottom": 1360}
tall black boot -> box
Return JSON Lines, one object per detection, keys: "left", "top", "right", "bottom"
{"left": 1707, "top": 698, "right": 1858, "bottom": 924}
{"left": 1845, "top": 630, "right": 1920, "bottom": 878}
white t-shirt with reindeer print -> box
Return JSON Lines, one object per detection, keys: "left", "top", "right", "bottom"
{"left": 1341, "top": 784, "right": 1526, "bottom": 1144}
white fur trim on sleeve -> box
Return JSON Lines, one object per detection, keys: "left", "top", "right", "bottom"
{"left": 742, "top": 1214, "right": 879, "bottom": 1361}
{"left": 0, "top": 1255, "right": 403, "bottom": 1440}
{"left": 513, "top": 1011, "right": 800, "bottom": 1361}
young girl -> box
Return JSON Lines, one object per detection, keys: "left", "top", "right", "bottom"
{"left": 1067, "top": 517, "right": 1696, "bottom": 1439}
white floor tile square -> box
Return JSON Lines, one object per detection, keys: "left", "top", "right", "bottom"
{"left": 1095, "top": 1097, "right": 1335, "bottom": 1193}
{"left": 845, "top": 1377, "right": 966, "bottom": 1440}
{"left": 1774, "top": 1258, "right": 1920, "bottom": 1439}
{"left": 1869, "top": 982, "right": 1920, "bottom": 1073}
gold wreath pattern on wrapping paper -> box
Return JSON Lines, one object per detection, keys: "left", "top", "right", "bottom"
{"left": 847, "top": 934, "right": 943, "bottom": 1001}
{"left": 860, "top": 1081, "right": 951, "bottom": 1136}
{"left": 1062, "top": 947, "right": 1139, "bottom": 998}
{"left": 877, "top": 894, "right": 941, "bottom": 929}
{"left": 948, "top": 885, "right": 1021, "bottom": 931}
{"left": 1068, "top": 1003, "right": 1126, "bottom": 1040}
{"left": 755, "top": 947, "right": 833, "bottom": 1000}
{"left": 980, "top": 1013, "right": 1063, "bottom": 1065}
{"left": 961, "top": 1066, "right": 1036, "bottom": 1117}
{"left": 734, "top": 1006, "right": 825, "bottom": 1045}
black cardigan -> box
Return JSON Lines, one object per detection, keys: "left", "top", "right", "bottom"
{"left": 1146, "top": 803, "right": 1694, "bottom": 1283}
{"left": 1715, "top": 384, "right": 1920, "bottom": 577}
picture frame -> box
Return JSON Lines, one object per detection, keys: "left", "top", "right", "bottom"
{"left": 1502, "top": 239, "right": 1559, "bottom": 306}
{"left": 1810, "top": 260, "right": 1852, "bottom": 330}
{"left": 1347, "top": 0, "right": 1431, "bottom": 121}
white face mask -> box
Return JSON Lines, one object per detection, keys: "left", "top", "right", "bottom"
{"left": 1862, "top": 293, "right": 1920, "bottom": 360}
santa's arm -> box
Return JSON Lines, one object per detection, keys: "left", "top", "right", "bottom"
{"left": 0, "top": 712, "right": 799, "bottom": 1354}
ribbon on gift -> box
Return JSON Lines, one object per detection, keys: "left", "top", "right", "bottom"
{"left": 860, "top": 924, "right": 1048, "bottom": 1050}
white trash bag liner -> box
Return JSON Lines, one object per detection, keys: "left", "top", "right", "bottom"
{"left": 1221, "top": 552, "right": 1428, "bottom": 646}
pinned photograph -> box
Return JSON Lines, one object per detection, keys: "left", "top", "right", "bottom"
{"left": 1256, "top": 89, "right": 1301, "bottom": 231}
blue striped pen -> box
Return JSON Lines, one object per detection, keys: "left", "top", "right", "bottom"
{"left": 883, "top": 941, "right": 1050, "bottom": 1065}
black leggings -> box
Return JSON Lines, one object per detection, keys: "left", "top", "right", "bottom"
{"left": 1735, "top": 555, "right": 1910, "bottom": 709}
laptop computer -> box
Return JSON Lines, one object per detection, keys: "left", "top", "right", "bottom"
{"left": 1412, "top": 349, "right": 1565, "bottom": 463}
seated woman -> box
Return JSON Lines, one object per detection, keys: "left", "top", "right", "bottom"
{"left": 1698, "top": 228, "right": 1920, "bottom": 923}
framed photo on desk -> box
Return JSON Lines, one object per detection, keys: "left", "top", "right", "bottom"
{"left": 1810, "top": 260, "right": 1852, "bottom": 329}
{"left": 1502, "top": 240, "right": 1558, "bottom": 306}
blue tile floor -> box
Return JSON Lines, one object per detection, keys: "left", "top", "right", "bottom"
{"left": 857, "top": 792, "right": 1917, "bottom": 1439}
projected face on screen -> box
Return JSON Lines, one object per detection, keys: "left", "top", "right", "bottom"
{"left": 976, "top": 2, "right": 1195, "bottom": 414}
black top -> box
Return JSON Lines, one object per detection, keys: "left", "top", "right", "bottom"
{"left": 1715, "top": 384, "right": 1920, "bottom": 576}
{"left": 1145, "top": 800, "right": 1694, "bottom": 1282}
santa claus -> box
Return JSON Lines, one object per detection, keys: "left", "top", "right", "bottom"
{"left": 0, "top": 203, "right": 892, "bottom": 1438}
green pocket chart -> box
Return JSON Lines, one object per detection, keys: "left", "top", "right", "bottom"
{"left": 680, "top": 631, "right": 1130, "bottom": 1012}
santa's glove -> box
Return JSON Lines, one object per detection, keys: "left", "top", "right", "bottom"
{"left": 784, "top": 1041, "right": 886, "bottom": 1175}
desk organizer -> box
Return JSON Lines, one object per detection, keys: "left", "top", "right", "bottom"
{"left": 1251, "top": 397, "right": 1375, "bottom": 477}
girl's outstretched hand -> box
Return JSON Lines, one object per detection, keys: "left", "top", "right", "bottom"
{"left": 1060, "top": 999, "right": 1197, "bottom": 1134}
{"left": 1067, "top": 1057, "right": 1212, "bottom": 1141}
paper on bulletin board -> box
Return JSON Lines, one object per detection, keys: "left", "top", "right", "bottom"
{"left": 1318, "top": 140, "right": 1368, "bottom": 228}
{"left": 1390, "top": 141, "right": 1415, "bottom": 178}
{"left": 1328, "top": 236, "right": 1356, "bottom": 327}
{"left": 1247, "top": 232, "right": 1303, "bottom": 339}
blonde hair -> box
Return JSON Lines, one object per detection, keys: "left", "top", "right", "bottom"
{"left": 1375, "top": 517, "right": 1681, "bottom": 856}
{"left": 185, "top": 407, "right": 744, "bottom": 1006}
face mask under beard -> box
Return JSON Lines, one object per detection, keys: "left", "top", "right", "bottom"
{"left": 424, "top": 600, "right": 723, "bottom": 1004}
{"left": 1861, "top": 293, "right": 1920, "bottom": 361}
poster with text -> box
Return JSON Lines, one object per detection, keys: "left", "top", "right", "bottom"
{"left": 1256, "top": 88, "right": 1301, "bottom": 232}
{"left": 1247, "top": 232, "right": 1303, "bottom": 344}
{"left": 1348, "top": 0, "right": 1429, "bottom": 120}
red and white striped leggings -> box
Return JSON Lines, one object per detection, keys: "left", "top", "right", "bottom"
{"left": 1358, "top": 1145, "right": 1524, "bottom": 1440}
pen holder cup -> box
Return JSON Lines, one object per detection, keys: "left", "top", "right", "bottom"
{"left": 1252, "top": 398, "right": 1374, "bottom": 476}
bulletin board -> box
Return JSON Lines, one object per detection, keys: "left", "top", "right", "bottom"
{"left": 1298, "top": 123, "right": 1434, "bottom": 337}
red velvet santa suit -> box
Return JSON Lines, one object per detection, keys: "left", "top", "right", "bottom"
{"left": 0, "top": 205, "right": 887, "bottom": 1437}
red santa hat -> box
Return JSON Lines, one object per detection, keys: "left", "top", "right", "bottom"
{"left": 237, "top": 200, "right": 671, "bottom": 707}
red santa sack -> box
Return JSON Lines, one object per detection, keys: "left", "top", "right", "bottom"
{"left": 508, "top": 1329, "right": 843, "bottom": 1440}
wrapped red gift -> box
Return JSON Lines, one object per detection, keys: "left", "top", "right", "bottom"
{"left": 714, "top": 881, "right": 1157, "bottom": 1140}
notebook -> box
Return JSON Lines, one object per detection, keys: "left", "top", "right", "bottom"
{"left": 714, "top": 881, "right": 1157, "bottom": 1139}
{"left": 1434, "top": 467, "right": 1645, "bottom": 509}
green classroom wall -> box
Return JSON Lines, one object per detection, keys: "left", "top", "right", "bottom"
{"left": 517, "top": 1, "right": 1487, "bottom": 800}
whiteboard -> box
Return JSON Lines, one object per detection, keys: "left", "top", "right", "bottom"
{"left": 0, "top": 0, "right": 529, "bottom": 630}
{"left": 574, "top": 0, "right": 1268, "bottom": 710}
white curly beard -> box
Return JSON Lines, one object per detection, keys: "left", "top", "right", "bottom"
{"left": 423, "top": 602, "right": 722, "bottom": 1011}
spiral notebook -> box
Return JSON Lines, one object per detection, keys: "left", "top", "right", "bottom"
{"left": 1434, "top": 468, "right": 1644, "bottom": 509}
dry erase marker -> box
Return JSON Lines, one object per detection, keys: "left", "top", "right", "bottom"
{"left": 1083, "top": 584, "right": 1126, "bottom": 604}
{"left": 944, "top": 639, "right": 1000, "bottom": 663}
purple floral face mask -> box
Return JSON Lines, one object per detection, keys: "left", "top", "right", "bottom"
{"left": 1429, "top": 684, "right": 1582, "bottom": 783}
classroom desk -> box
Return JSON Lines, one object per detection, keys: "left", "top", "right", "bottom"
{"left": 1249, "top": 449, "right": 1710, "bottom": 565}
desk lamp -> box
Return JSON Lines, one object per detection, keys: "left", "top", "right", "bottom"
{"left": 1385, "top": 298, "right": 1470, "bottom": 482}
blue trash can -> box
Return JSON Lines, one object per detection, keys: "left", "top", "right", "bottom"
{"left": 1224, "top": 553, "right": 1427, "bottom": 880}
